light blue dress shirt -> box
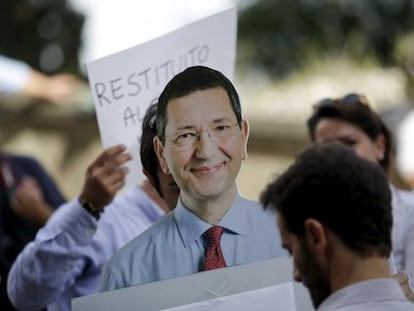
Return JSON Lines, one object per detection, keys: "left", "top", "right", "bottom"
{"left": 7, "top": 186, "right": 164, "bottom": 311}
{"left": 99, "top": 192, "right": 287, "bottom": 291}
{"left": 318, "top": 278, "right": 414, "bottom": 310}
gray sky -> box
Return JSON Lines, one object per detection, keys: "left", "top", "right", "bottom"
{"left": 68, "top": 0, "right": 235, "bottom": 67}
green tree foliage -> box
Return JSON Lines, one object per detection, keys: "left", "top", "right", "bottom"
{"left": 238, "top": 0, "right": 414, "bottom": 77}
{"left": 0, "top": 0, "right": 84, "bottom": 75}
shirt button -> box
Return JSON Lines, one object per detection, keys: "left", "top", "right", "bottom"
{"left": 64, "top": 264, "right": 71, "bottom": 271}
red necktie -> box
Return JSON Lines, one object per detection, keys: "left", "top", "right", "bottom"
{"left": 203, "top": 226, "right": 227, "bottom": 271}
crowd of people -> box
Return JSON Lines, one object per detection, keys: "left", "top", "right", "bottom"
{"left": 1, "top": 61, "right": 414, "bottom": 311}
{"left": 0, "top": 54, "right": 83, "bottom": 310}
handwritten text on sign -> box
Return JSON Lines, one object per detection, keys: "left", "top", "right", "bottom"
{"left": 86, "top": 7, "right": 236, "bottom": 189}
{"left": 94, "top": 45, "right": 210, "bottom": 128}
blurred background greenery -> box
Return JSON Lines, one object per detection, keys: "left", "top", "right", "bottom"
{"left": 238, "top": 0, "right": 414, "bottom": 84}
{"left": 1, "top": 0, "right": 414, "bottom": 198}
{"left": 0, "top": 0, "right": 83, "bottom": 75}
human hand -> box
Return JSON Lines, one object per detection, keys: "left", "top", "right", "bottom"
{"left": 10, "top": 176, "right": 53, "bottom": 226}
{"left": 393, "top": 271, "right": 414, "bottom": 302}
{"left": 79, "top": 144, "right": 132, "bottom": 212}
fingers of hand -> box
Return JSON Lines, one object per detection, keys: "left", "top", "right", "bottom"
{"left": 94, "top": 145, "right": 131, "bottom": 167}
{"left": 103, "top": 152, "right": 132, "bottom": 174}
{"left": 99, "top": 166, "right": 129, "bottom": 200}
{"left": 83, "top": 163, "right": 129, "bottom": 209}
{"left": 86, "top": 146, "right": 131, "bottom": 180}
{"left": 95, "top": 166, "right": 128, "bottom": 192}
{"left": 106, "top": 170, "right": 127, "bottom": 193}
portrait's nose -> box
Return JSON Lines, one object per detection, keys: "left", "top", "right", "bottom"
{"left": 196, "top": 128, "right": 212, "bottom": 141}
{"left": 194, "top": 129, "right": 216, "bottom": 159}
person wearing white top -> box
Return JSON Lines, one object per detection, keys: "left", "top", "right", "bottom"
{"left": 306, "top": 93, "right": 414, "bottom": 287}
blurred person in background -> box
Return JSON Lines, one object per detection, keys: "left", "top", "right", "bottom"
{"left": 260, "top": 142, "right": 414, "bottom": 310}
{"left": 0, "top": 54, "right": 84, "bottom": 105}
{"left": 0, "top": 34, "right": 84, "bottom": 311}
{"left": 0, "top": 152, "right": 66, "bottom": 310}
{"left": 307, "top": 93, "right": 414, "bottom": 286}
{"left": 7, "top": 103, "right": 179, "bottom": 311}
{"left": 0, "top": 51, "right": 87, "bottom": 311}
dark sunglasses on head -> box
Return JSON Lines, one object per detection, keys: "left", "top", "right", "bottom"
{"left": 314, "top": 93, "right": 370, "bottom": 110}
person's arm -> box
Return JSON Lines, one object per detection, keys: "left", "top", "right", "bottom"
{"left": 0, "top": 55, "right": 31, "bottom": 94}
{"left": 22, "top": 69, "right": 83, "bottom": 105}
{"left": 0, "top": 54, "right": 84, "bottom": 105}
{"left": 6, "top": 145, "right": 131, "bottom": 310}
{"left": 7, "top": 199, "right": 100, "bottom": 310}
{"left": 393, "top": 271, "right": 414, "bottom": 303}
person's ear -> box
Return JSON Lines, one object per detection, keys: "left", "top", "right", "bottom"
{"left": 240, "top": 119, "right": 249, "bottom": 160}
{"left": 153, "top": 136, "right": 170, "bottom": 174}
{"left": 374, "top": 134, "right": 386, "bottom": 162}
{"left": 304, "top": 218, "right": 328, "bottom": 254}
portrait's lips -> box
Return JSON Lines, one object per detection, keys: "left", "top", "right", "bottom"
{"left": 191, "top": 162, "right": 223, "bottom": 176}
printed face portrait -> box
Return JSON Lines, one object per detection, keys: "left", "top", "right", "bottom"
{"left": 154, "top": 87, "right": 248, "bottom": 203}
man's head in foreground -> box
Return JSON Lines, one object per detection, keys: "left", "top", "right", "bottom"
{"left": 260, "top": 142, "right": 392, "bottom": 308}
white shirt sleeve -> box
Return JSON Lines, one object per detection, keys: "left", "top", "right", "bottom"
{"left": 0, "top": 55, "right": 31, "bottom": 94}
{"left": 396, "top": 110, "right": 414, "bottom": 176}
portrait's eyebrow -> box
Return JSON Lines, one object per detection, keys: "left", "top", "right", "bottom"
{"left": 174, "top": 117, "right": 234, "bottom": 131}
{"left": 174, "top": 125, "right": 196, "bottom": 132}
{"left": 212, "top": 116, "right": 234, "bottom": 123}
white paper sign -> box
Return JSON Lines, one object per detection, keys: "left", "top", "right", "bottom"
{"left": 72, "top": 257, "right": 314, "bottom": 311}
{"left": 85, "top": 7, "right": 237, "bottom": 189}
{"left": 160, "top": 283, "right": 296, "bottom": 311}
